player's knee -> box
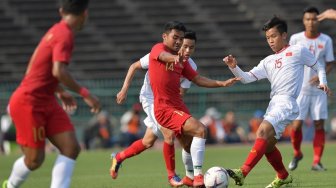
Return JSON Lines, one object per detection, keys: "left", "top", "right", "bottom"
{"left": 59, "top": 143, "right": 81, "bottom": 159}
{"left": 195, "top": 123, "right": 207, "bottom": 138}
{"left": 142, "top": 138, "right": 155, "bottom": 148}
{"left": 25, "top": 156, "right": 44, "bottom": 170}
{"left": 314, "top": 121, "right": 324, "bottom": 130}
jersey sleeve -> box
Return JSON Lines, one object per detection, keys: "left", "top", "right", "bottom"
{"left": 249, "top": 60, "right": 268, "bottom": 80}
{"left": 182, "top": 60, "right": 198, "bottom": 81}
{"left": 150, "top": 43, "right": 165, "bottom": 63}
{"left": 52, "top": 34, "right": 73, "bottom": 64}
{"left": 140, "top": 53, "right": 150, "bottom": 69}
{"left": 325, "top": 37, "right": 335, "bottom": 63}
{"left": 180, "top": 58, "right": 197, "bottom": 88}
{"left": 188, "top": 58, "right": 197, "bottom": 71}
{"left": 229, "top": 59, "right": 266, "bottom": 84}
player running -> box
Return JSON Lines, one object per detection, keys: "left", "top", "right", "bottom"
{"left": 2, "top": 1, "right": 101, "bottom": 188}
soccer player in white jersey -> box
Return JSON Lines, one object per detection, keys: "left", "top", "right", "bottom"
{"left": 223, "top": 16, "right": 329, "bottom": 188}
{"left": 110, "top": 31, "right": 198, "bottom": 187}
{"left": 288, "top": 6, "right": 334, "bottom": 172}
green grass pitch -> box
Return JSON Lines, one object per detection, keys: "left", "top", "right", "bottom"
{"left": 1, "top": 142, "right": 336, "bottom": 187}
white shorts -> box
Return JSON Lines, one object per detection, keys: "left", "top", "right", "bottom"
{"left": 295, "top": 93, "right": 328, "bottom": 121}
{"left": 264, "top": 95, "right": 299, "bottom": 140}
{"left": 141, "top": 100, "right": 163, "bottom": 137}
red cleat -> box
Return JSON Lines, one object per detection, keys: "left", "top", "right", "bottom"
{"left": 182, "top": 176, "right": 193, "bottom": 187}
{"left": 193, "top": 174, "right": 205, "bottom": 187}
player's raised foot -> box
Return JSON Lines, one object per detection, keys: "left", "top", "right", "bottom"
{"left": 109, "top": 153, "right": 122, "bottom": 179}
{"left": 288, "top": 155, "right": 303, "bottom": 171}
{"left": 2, "top": 180, "right": 8, "bottom": 188}
{"left": 226, "top": 168, "right": 244, "bottom": 186}
{"left": 193, "top": 174, "right": 205, "bottom": 188}
{"left": 265, "top": 174, "right": 293, "bottom": 188}
{"left": 311, "top": 162, "right": 327, "bottom": 171}
{"left": 181, "top": 176, "right": 193, "bottom": 187}
{"left": 168, "top": 175, "right": 183, "bottom": 187}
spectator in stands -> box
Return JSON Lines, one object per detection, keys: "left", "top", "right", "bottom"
{"left": 222, "top": 111, "right": 247, "bottom": 143}
{"left": 120, "top": 103, "right": 145, "bottom": 146}
{"left": 317, "top": 8, "right": 336, "bottom": 21}
{"left": 200, "top": 107, "right": 225, "bottom": 144}
{"left": 248, "top": 110, "right": 264, "bottom": 142}
{"left": 83, "top": 111, "right": 114, "bottom": 149}
{"left": 2, "top": 1, "right": 101, "bottom": 188}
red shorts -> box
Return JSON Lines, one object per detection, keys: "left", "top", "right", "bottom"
{"left": 9, "top": 95, "right": 74, "bottom": 148}
{"left": 155, "top": 107, "right": 191, "bottom": 136}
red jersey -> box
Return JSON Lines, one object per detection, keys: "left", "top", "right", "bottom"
{"left": 149, "top": 43, "right": 198, "bottom": 123}
{"left": 14, "top": 20, "right": 74, "bottom": 105}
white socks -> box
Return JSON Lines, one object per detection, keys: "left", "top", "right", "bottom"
{"left": 7, "top": 156, "right": 31, "bottom": 188}
{"left": 182, "top": 149, "right": 194, "bottom": 179}
{"left": 190, "top": 137, "right": 206, "bottom": 176}
{"left": 50, "top": 155, "right": 75, "bottom": 188}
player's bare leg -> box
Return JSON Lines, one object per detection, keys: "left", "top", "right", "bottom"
{"left": 312, "top": 120, "right": 326, "bottom": 171}
{"left": 48, "top": 131, "right": 80, "bottom": 188}
{"left": 288, "top": 120, "right": 303, "bottom": 171}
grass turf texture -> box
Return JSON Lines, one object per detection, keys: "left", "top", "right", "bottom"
{"left": 1, "top": 142, "right": 336, "bottom": 187}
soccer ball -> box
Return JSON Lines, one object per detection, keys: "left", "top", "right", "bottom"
{"left": 204, "top": 166, "right": 229, "bottom": 188}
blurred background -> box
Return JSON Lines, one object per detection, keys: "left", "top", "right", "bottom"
{"left": 0, "top": 0, "right": 335, "bottom": 151}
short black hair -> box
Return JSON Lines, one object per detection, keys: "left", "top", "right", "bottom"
{"left": 303, "top": 6, "right": 319, "bottom": 15}
{"left": 184, "top": 30, "right": 197, "bottom": 42}
{"left": 262, "top": 16, "right": 287, "bottom": 34}
{"left": 61, "top": 0, "right": 89, "bottom": 15}
{"left": 163, "top": 21, "right": 187, "bottom": 33}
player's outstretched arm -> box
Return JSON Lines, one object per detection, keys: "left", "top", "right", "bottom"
{"left": 318, "top": 9, "right": 336, "bottom": 21}
{"left": 192, "top": 75, "right": 241, "bottom": 88}
{"left": 52, "top": 61, "right": 101, "bottom": 113}
{"left": 116, "top": 61, "right": 142, "bottom": 104}
{"left": 223, "top": 55, "right": 258, "bottom": 84}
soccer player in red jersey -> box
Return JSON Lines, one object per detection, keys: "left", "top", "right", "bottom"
{"left": 2, "top": 1, "right": 101, "bottom": 188}
{"left": 148, "top": 21, "right": 240, "bottom": 187}
{"left": 111, "top": 31, "right": 198, "bottom": 187}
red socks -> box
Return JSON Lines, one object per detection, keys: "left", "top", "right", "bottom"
{"left": 116, "top": 139, "right": 146, "bottom": 162}
{"left": 163, "top": 142, "right": 175, "bottom": 179}
{"left": 265, "top": 147, "right": 288, "bottom": 179}
{"left": 291, "top": 129, "right": 302, "bottom": 157}
{"left": 313, "top": 129, "right": 325, "bottom": 165}
{"left": 241, "top": 138, "right": 267, "bottom": 177}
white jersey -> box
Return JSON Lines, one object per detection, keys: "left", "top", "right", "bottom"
{"left": 139, "top": 53, "right": 197, "bottom": 103}
{"left": 290, "top": 32, "right": 334, "bottom": 95}
{"left": 229, "top": 44, "right": 326, "bottom": 99}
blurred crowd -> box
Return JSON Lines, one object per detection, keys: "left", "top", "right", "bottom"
{"left": 1, "top": 104, "right": 336, "bottom": 153}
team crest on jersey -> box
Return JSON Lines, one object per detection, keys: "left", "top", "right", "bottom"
{"left": 318, "top": 44, "right": 324, "bottom": 49}
{"left": 285, "top": 52, "right": 292, "bottom": 56}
